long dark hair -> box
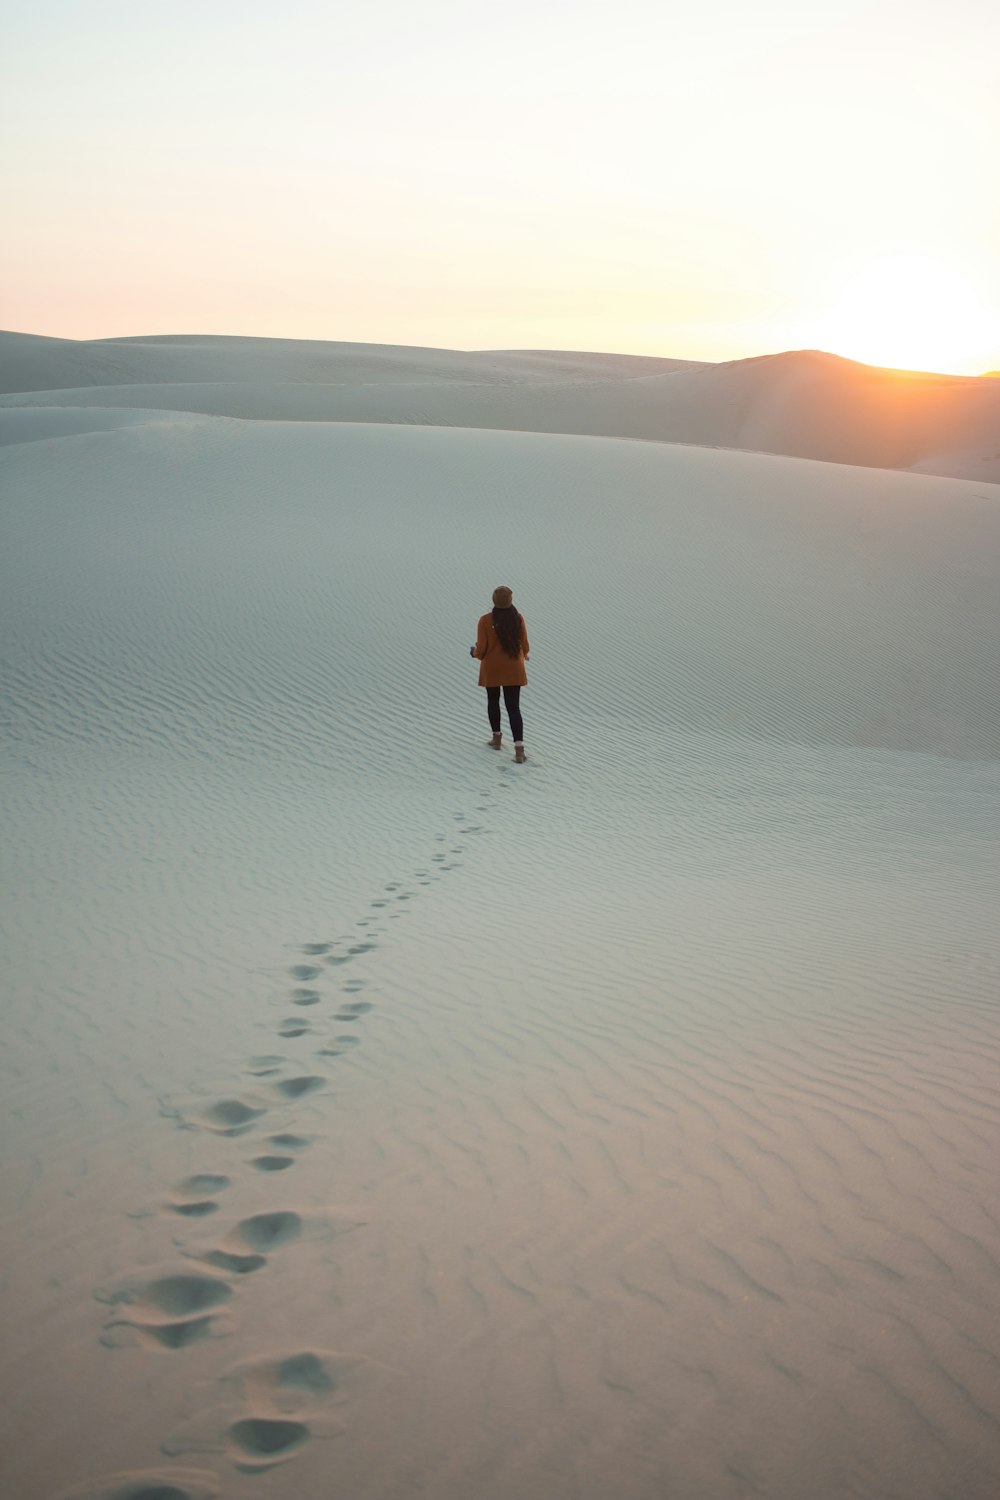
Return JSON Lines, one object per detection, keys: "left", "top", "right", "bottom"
{"left": 492, "top": 606, "right": 523, "bottom": 658}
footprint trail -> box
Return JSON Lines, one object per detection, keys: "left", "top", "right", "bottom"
{"left": 82, "top": 796, "right": 496, "bottom": 1492}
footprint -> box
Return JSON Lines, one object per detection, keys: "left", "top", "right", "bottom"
{"left": 202, "top": 1212, "right": 303, "bottom": 1275}
{"left": 333, "top": 1034, "right": 360, "bottom": 1048}
{"left": 164, "top": 1348, "right": 369, "bottom": 1473}
{"left": 96, "top": 1269, "right": 233, "bottom": 1349}
{"left": 278, "top": 1018, "right": 311, "bottom": 1038}
{"left": 291, "top": 988, "right": 322, "bottom": 1006}
{"left": 235, "top": 1212, "right": 304, "bottom": 1250}
{"left": 52, "top": 1467, "right": 221, "bottom": 1500}
{"left": 239, "top": 1350, "right": 336, "bottom": 1402}
{"left": 301, "top": 943, "right": 330, "bottom": 956}
{"left": 193, "top": 1098, "right": 266, "bottom": 1136}
{"left": 347, "top": 942, "right": 376, "bottom": 956}
{"left": 290, "top": 964, "right": 322, "bottom": 982}
{"left": 272, "top": 1074, "right": 326, "bottom": 1100}
{"left": 268, "top": 1133, "right": 310, "bottom": 1151}
{"left": 227, "top": 1417, "right": 310, "bottom": 1470}
{"left": 164, "top": 1409, "right": 323, "bottom": 1475}
{"left": 335, "top": 1002, "right": 372, "bottom": 1019}
{"left": 168, "top": 1174, "right": 230, "bottom": 1218}
{"left": 247, "top": 1055, "right": 285, "bottom": 1077}
{"left": 165, "top": 1409, "right": 336, "bottom": 1475}
{"left": 250, "top": 1155, "right": 295, "bottom": 1173}
{"left": 219, "top": 1347, "right": 372, "bottom": 1409}
{"left": 180, "top": 1174, "right": 230, "bottom": 1194}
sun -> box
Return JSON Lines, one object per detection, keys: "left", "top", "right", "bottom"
{"left": 812, "top": 253, "right": 993, "bottom": 375}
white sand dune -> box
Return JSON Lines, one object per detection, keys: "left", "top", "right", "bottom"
{"left": 2, "top": 331, "right": 998, "bottom": 478}
{"left": 0, "top": 330, "right": 699, "bottom": 395}
{"left": 2, "top": 358, "right": 1000, "bottom": 1500}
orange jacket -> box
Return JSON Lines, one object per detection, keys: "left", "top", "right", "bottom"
{"left": 473, "top": 612, "right": 530, "bottom": 688}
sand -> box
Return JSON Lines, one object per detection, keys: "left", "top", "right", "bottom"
{"left": 2, "top": 332, "right": 1000, "bottom": 479}
{"left": 1, "top": 338, "right": 999, "bottom": 1500}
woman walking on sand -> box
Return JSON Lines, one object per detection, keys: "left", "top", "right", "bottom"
{"left": 471, "top": 585, "right": 530, "bottom": 762}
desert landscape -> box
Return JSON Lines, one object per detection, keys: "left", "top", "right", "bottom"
{"left": 3, "top": 330, "right": 1000, "bottom": 479}
{"left": 2, "top": 331, "right": 999, "bottom": 1500}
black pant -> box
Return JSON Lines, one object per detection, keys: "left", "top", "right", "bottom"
{"left": 486, "top": 686, "right": 523, "bottom": 741}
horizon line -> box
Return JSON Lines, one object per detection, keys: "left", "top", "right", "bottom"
{"left": 1, "top": 327, "right": 997, "bottom": 383}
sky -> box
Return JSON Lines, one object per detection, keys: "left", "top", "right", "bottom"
{"left": 3, "top": 0, "right": 999, "bottom": 373}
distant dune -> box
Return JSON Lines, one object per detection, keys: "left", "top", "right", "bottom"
{"left": 2, "top": 331, "right": 998, "bottom": 480}
{"left": 0, "top": 330, "right": 699, "bottom": 393}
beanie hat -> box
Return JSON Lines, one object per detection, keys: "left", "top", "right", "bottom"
{"left": 492, "top": 585, "right": 514, "bottom": 609}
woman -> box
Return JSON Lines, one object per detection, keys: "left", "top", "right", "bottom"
{"left": 470, "top": 585, "right": 530, "bottom": 762}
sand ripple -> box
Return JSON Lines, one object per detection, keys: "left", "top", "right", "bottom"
{"left": 2, "top": 420, "right": 998, "bottom": 1499}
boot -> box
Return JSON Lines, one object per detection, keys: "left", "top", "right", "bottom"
{"left": 514, "top": 742, "right": 526, "bottom": 763}
{"left": 489, "top": 731, "right": 502, "bottom": 749}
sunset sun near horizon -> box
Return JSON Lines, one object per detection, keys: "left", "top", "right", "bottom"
{"left": 803, "top": 253, "right": 998, "bottom": 377}
{"left": 3, "top": 1, "right": 999, "bottom": 376}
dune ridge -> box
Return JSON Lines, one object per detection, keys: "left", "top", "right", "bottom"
{"left": 0, "top": 329, "right": 699, "bottom": 393}
{"left": 2, "top": 331, "right": 998, "bottom": 478}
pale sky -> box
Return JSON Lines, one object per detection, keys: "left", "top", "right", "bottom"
{"left": 3, "top": 0, "right": 999, "bottom": 372}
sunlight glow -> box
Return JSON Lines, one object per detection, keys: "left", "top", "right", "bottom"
{"left": 3, "top": 3, "right": 999, "bottom": 371}
{"left": 813, "top": 255, "right": 993, "bottom": 374}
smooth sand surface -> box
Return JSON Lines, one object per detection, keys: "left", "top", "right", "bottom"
{"left": 0, "top": 330, "right": 701, "bottom": 395}
{"left": 2, "top": 347, "right": 1000, "bottom": 1500}
{"left": 2, "top": 332, "right": 999, "bottom": 478}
